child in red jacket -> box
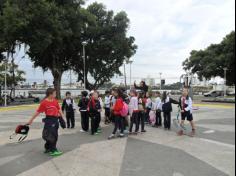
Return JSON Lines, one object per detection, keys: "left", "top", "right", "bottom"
{"left": 108, "top": 88, "right": 125, "bottom": 139}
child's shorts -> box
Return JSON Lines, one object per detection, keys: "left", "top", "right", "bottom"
{"left": 181, "top": 111, "right": 193, "bottom": 121}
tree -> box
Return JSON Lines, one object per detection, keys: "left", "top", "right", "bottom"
{"left": 183, "top": 31, "right": 235, "bottom": 85}
{"left": 73, "top": 2, "right": 137, "bottom": 90}
{"left": 0, "top": 60, "right": 25, "bottom": 97}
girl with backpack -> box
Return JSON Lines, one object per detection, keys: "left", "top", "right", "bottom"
{"left": 78, "top": 91, "right": 89, "bottom": 132}
{"left": 161, "top": 91, "right": 179, "bottom": 130}
{"left": 108, "top": 88, "right": 125, "bottom": 139}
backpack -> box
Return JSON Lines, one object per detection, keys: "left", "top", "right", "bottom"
{"left": 120, "top": 102, "right": 129, "bottom": 117}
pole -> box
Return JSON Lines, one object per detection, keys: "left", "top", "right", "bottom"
{"left": 224, "top": 68, "right": 228, "bottom": 97}
{"left": 83, "top": 45, "right": 86, "bottom": 90}
{"left": 4, "top": 59, "right": 7, "bottom": 107}
{"left": 130, "top": 62, "right": 132, "bottom": 90}
{"left": 70, "top": 70, "right": 72, "bottom": 88}
{"left": 159, "top": 73, "right": 162, "bottom": 90}
{"left": 124, "top": 63, "right": 127, "bottom": 90}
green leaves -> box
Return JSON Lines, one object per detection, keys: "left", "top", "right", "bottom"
{"left": 183, "top": 31, "right": 235, "bottom": 85}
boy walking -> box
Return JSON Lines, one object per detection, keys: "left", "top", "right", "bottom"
{"left": 62, "top": 92, "right": 76, "bottom": 129}
{"left": 155, "top": 91, "right": 162, "bottom": 127}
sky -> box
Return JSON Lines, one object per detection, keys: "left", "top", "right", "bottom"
{"left": 15, "top": 0, "right": 235, "bottom": 85}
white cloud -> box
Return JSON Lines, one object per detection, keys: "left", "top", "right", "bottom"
{"left": 16, "top": 0, "right": 235, "bottom": 84}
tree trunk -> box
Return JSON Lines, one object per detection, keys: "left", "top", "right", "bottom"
{"left": 52, "top": 70, "right": 63, "bottom": 99}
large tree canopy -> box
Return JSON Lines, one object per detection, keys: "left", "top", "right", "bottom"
{"left": 73, "top": 2, "right": 137, "bottom": 90}
{"left": 0, "top": 0, "right": 137, "bottom": 98}
{"left": 183, "top": 31, "right": 235, "bottom": 85}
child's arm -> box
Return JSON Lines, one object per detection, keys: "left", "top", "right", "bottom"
{"left": 27, "top": 112, "right": 40, "bottom": 125}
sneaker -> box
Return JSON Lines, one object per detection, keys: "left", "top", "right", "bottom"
{"left": 108, "top": 134, "right": 115, "bottom": 140}
{"left": 80, "top": 130, "right": 85, "bottom": 133}
{"left": 49, "top": 150, "right": 63, "bottom": 157}
{"left": 95, "top": 132, "right": 99, "bottom": 135}
{"left": 141, "top": 130, "right": 147, "bottom": 133}
{"left": 119, "top": 133, "right": 125, "bottom": 138}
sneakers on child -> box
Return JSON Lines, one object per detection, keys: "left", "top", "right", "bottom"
{"left": 80, "top": 130, "right": 85, "bottom": 133}
{"left": 108, "top": 134, "right": 115, "bottom": 140}
{"left": 49, "top": 150, "right": 63, "bottom": 157}
{"left": 119, "top": 133, "right": 125, "bottom": 138}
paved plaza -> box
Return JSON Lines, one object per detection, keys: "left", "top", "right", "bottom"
{"left": 0, "top": 104, "right": 235, "bottom": 176}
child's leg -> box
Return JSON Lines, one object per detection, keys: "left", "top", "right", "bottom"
{"left": 112, "top": 116, "right": 119, "bottom": 135}
{"left": 167, "top": 112, "right": 171, "bottom": 129}
{"left": 71, "top": 112, "right": 75, "bottom": 128}
{"left": 141, "top": 112, "right": 145, "bottom": 131}
{"left": 119, "top": 117, "right": 125, "bottom": 134}
{"left": 91, "top": 117, "right": 96, "bottom": 135}
{"left": 84, "top": 112, "right": 89, "bottom": 131}
{"left": 66, "top": 113, "right": 70, "bottom": 128}
{"left": 129, "top": 116, "right": 134, "bottom": 132}
{"left": 163, "top": 113, "right": 168, "bottom": 129}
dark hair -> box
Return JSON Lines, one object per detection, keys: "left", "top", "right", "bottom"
{"left": 66, "top": 92, "right": 71, "bottom": 96}
{"left": 156, "top": 91, "right": 161, "bottom": 95}
{"left": 114, "top": 88, "right": 123, "bottom": 98}
{"left": 82, "top": 91, "right": 88, "bottom": 97}
{"left": 162, "top": 91, "right": 167, "bottom": 103}
{"left": 105, "top": 90, "right": 110, "bottom": 95}
{"left": 46, "top": 88, "right": 56, "bottom": 98}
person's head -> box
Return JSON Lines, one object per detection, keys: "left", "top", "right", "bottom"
{"left": 105, "top": 90, "right": 110, "bottom": 96}
{"left": 113, "top": 88, "right": 123, "bottom": 98}
{"left": 155, "top": 91, "right": 161, "bottom": 97}
{"left": 130, "top": 90, "right": 137, "bottom": 97}
{"left": 140, "top": 81, "right": 146, "bottom": 87}
{"left": 46, "top": 88, "right": 56, "bottom": 99}
{"left": 92, "top": 91, "right": 99, "bottom": 100}
{"left": 182, "top": 87, "right": 189, "bottom": 97}
{"left": 81, "top": 91, "right": 88, "bottom": 98}
{"left": 162, "top": 91, "right": 167, "bottom": 102}
{"left": 66, "top": 92, "right": 71, "bottom": 99}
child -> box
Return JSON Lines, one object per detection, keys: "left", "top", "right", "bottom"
{"left": 137, "top": 92, "right": 146, "bottom": 133}
{"left": 27, "top": 88, "right": 65, "bottom": 156}
{"left": 104, "top": 90, "right": 111, "bottom": 124}
{"left": 155, "top": 91, "right": 162, "bottom": 127}
{"left": 108, "top": 88, "right": 125, "bottom": 139}
{"left": 78, "top": 91, "right": 89, "bottom": 132}
{"left": 179, "top": 88, "right": 196, "bottom": 136}
{"left": 88, "top": 91, "right": 102, "bottom": 135}
{"left": 161, "top": 91, "right": 179, "bottom": 130}
{"left": 129, "top": 90, "right": 139, "bottom": 134}
{"left": 62, "top": 92, "right": 76, "bottom": 129}
{"left": 145, "top": 92, "right": 152, "bottom": 124}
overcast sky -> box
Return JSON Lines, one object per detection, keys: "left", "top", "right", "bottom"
{"left": 16, "top": 0, "right": 235, "bottom": 84}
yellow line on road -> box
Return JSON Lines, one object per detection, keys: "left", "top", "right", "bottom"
{"left": 193, "top": 104, "right": 235, "bottom": 109}
{"left": 0, "top": 104, "right": 39, "bottom": 112}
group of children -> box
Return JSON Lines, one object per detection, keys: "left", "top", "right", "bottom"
{"left": 26, "top": 87, "right": 196, "bottom": 156}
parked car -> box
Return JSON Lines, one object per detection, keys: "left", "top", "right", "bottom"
{"left": 204, "top": 90, "right": 224, "bottom": 97}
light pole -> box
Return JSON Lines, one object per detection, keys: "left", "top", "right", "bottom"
{"left": 82, "top": 41, "right": 87, "bottom": 90}
{"left": 159, "top": 72, "right": 162, "bottom": 90}
{"left": 126, "top": 59, "right": 134, "bottom": 90}
{"left": 123, "top": 61, "right": 127, "bottom": 90}
{"left": 224, "top": 67, "right": 228, "bottom": 97}
{"left": 4, "top": 59, "right": 7, "bottom": 107}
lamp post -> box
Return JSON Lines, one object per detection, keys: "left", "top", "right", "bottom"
{"left": 123, "top": 61, "right": 127, "bottom": 90}
{"left": 224, "top": 68, "right": 228, "bottom": 97}
{"left": 4, "top": 59, "right": 7, "bottom": 107}
{"left": 159, "top": 72, "right": 162, "bottom": 90}
{"left": 126, "top": 59, "right": 134, "bottom": 90}
{"left": 82, "top": 41, "right": 87, "bottom": 90}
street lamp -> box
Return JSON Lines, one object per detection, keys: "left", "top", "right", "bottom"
{"left": 82, "top": 41, "right": 87, "bottom": 90}
{"left": 224, "top": 67, "right": 228, "bottom": 97}
{"left": 4, "top": 59, "right": 7, "bottom": 107}
{"left": 126, "top": 59, "right": 134, "bottom": 90}
{"left": 159, "top": 72, "right": 162, "bottom": 90}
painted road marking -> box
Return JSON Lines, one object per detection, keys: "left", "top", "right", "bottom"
{"left": 0, "top": 104, "right": 38, "bottom": 112}
{"left": 193, "top": 104, "right": 235, "bottom": 109}
{"left": 199, "top": 138, "right": 235, "bottom": 149}
{"left": 203, "top": 130, "right": 215, "bottom": 134}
